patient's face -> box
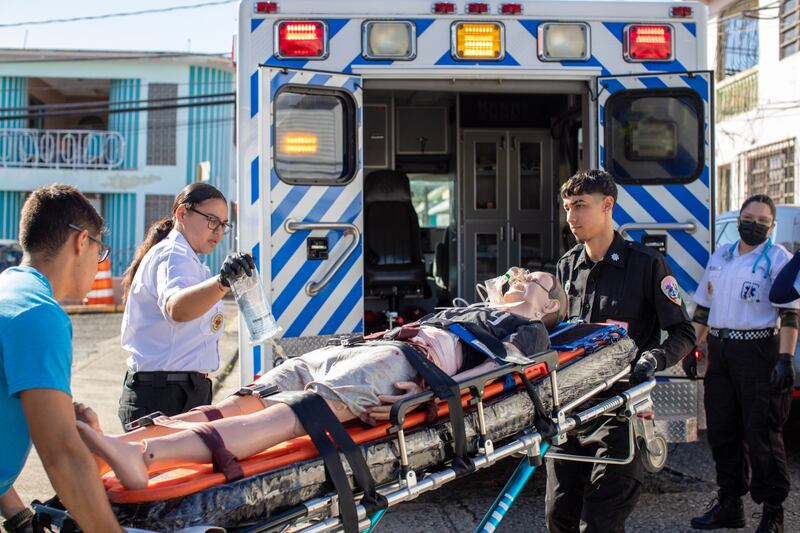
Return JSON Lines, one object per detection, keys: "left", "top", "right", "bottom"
{"left": 502, "top": 270, "right": 554, "bottom": 319}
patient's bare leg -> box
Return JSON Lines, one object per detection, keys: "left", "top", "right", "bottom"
{"left": 79, "top": 399, "right": 357, "bottom": 490}
{"left": 118, "top": 394, "right": 270, "bottom": 443}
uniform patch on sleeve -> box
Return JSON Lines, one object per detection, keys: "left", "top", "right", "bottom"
{"left": 660, "top": 276, "right": 682, "bottom": 306}
{"left": 211, "top": 313, "right": 224, "bottom": 332}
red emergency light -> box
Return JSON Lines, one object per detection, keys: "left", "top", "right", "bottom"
{"left": 625, "top": 24, "right": 673, "bottom": 61}
{"left": 467, "top": 3, "right": 490, "bottom": 14}
{"left": 433, "top": 2, "right": 456, "bottom": 14}
{"left": 670, "top": 6, "right": 693, "bottom": 18}
{"left": 254, "top": 2, "right": 278, "bottom": 14}
{"left": 500, "top": 3, "right": 522, "bottom": 14}
{"left": 276, "top": 21, "right": 328, "bottom": 59}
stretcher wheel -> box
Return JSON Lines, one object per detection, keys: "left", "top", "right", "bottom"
{"left": 640, "top": 434, "right": 668, "bottom": 473}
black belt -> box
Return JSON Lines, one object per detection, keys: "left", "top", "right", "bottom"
{"left": 128, "top": 371, "right": 208, "bottom": 384}
{"left": 708, "top": 327, "right": 778, "bottom": 341}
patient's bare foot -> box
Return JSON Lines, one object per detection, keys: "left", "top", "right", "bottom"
{"left": 76, "top": 421, "right": 149, "bottom": 490}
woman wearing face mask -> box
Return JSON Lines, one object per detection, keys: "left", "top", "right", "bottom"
{"left": 688, "top": 194, "right": 798, "bottom": 532}
{"left": 117, "top": 183, "right": 256, "bottom": 430}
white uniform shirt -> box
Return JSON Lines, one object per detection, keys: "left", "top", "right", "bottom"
{"left": 121, "top": 229, "right": 225, "bottom": 372}
{"left": 694, "top": 240, "right": 799, "bottom": 330}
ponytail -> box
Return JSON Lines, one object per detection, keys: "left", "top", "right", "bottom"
{"left": 121, "top": 217, "right": 174, "bottom": 304}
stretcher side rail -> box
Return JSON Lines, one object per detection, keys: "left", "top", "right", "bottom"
{"left": 385, "top": 349, "right": 560, "bottom": 483}
{"left": 257, "top": 377, "right": 657, "bottom": 533}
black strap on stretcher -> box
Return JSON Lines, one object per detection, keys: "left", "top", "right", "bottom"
{"left": 370, "top": 339, "right": 475, "bottom": 476}
{"left": 284, "top": 392, "right": 387, "bottom": 533}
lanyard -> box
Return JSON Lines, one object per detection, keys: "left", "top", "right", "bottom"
{"left": 723, "top": 239, "right": 773, "bottom": 279}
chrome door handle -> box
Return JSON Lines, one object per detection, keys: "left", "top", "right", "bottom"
{"left": 284, "top": 219, "right": 360, "bottom": 297}
{"left": 618, "top": 222, "right": 697, "bottom": 239}
{"left": 500, "top": 225, "right": 505, "bottom": 241}
{"left": 511, "top": 225, "right": 516, "bottom": 241}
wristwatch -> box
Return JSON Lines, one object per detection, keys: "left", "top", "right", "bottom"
{"left": 3, "top": 507, "right": 34, "bottom": 533}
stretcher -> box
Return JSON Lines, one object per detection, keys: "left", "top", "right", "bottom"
{"left": 33, "top": 323, "right": 665, "bottom": 533}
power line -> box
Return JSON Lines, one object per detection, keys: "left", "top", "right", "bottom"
{"left": 0, "top": 92, "right": 234, "bottom": 114}
{"left": 0, "top": 98, "right": 234, "bottom": 122}
{"left": 0, "top": 1, "right": 238, "bottom": 29}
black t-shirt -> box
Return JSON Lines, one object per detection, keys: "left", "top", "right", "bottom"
{"left": 556, "top": 231, "right": 695, "bottom": 368}
{"left": 422, "top": 307, "right": 551, "bottom": 369}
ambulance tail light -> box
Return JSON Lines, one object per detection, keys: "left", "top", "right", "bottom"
{"left": 363, "top": 20, "right": 416, "bottom": 60}
{"left": 275, "top": 21, "right": 328, "bottom": 59}
{"left": 279, "top": 133, "right": 319, "bottom": 155}
{"left": 625, "top": 24, "right": 673, "bottom": 62}
{"left": 452, "top": 22, "right": 504, "bottom": 60}
{"left": 538, "top": 22, "right": 590, "bottom": 61}
{"left": 433, "top": 2, "right": 456, "bottom": 14}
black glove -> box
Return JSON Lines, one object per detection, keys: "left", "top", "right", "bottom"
{"left": 682, "top": 346, "right": 703, "bottom": 380}
{"left": 770, "top": 353, "right": 796, "bottom": 392}
{"left": 3, "top": 508, "right": 35, "bottom": 533}
{"left": 631, "top": 350, "right": 661, "bottom": 385}
{"left": 218, "top": 252, "right": 256, "bottom": 287}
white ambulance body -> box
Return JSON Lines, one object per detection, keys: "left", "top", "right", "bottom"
{"left": 235, "top": 0, "right": 712, "bottom": 441}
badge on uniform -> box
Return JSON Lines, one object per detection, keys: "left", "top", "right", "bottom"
{"left": 740, "top": 281, "right": 760, "bottom": 302}
{"left": 660, "top": 276, "right": 683, "bottom": 306}
{"left": 707, "top": 281, "right": 713, "bottom": 297}
{"left": 211, "top": 313, "right": 224, "bottom": 332}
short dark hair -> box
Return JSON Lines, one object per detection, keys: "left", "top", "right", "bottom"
{"left": 19, "top": 184, "right": 104, "bottom": 259}
{"left": 542, "top": 273, "right": 568, "bottom": 330}
{"left": 740, "top": 194, "right": 776, "bottom": 219}
{"left": 559, "top": 169, "right": 618, "bottom": 203}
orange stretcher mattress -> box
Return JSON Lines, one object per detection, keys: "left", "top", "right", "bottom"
{"left": 103, "top": 344, "right": 589, "bottom": 504}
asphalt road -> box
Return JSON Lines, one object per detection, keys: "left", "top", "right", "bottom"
{"left": 14, "top": 310, "right": 800, "bottom": 532}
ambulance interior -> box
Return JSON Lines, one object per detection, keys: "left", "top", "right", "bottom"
{"left": 361, "top": 81, "right": 590, "bottom": 331}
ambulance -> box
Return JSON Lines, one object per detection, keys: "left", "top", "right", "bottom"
{"left": 234, "top": 0, "right": 713, "bottom": 442}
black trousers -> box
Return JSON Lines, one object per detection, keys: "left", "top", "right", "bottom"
{"left": 545, "top": 413, "right": 643, "bottom": 533}
{"left": 705, "top": 334, "right": 791, "bottom": 505}
{"left": 117, "top": 371, "right": 213, "bottom": 431}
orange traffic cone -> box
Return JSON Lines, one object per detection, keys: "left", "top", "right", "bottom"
{"left": 85, "top": 257, "right": 114, "bottom": 305}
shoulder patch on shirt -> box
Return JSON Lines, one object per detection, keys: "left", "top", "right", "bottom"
{"left": 660, "top": 276, "right": 682, "bottom": 306}
{"left": 211, "top": 313, "right": 224, "bottom": 332}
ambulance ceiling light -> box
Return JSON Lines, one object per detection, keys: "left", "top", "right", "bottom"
{"left": 625, "top": 24, "right": 673, "bottom": 61}
{"left": 254, "top": 2, "right": 278, "bottom": 14}
{"left": 275, "top": 20, "right": 328, "bottom": 59}
{"left": 433, "top": 2, "right": 456, "bottom": 14}
{"left": 279, "top": 133, "right": 319, "bottom": 155}
{"left": 452, "top": 22, "right": 505, "bottom": 60}
{"left": 538, "top": 22, "right": 590, "bottom": 61}
{"left": 363, "top": 21, "right": 416, "bottom": 60}
{"left": 500, "top": 3, "right": 522, "bottom": 15}
{"left": 467, "top": 3, "right": 490, "bottom": 14}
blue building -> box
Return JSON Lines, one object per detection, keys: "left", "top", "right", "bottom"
{"left": 0, "top": 48, "right": 235, "bottom": 277}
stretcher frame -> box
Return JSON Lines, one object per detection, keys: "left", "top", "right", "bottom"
{"left": 236, "top": 345, "right": 660, "bottom": 533}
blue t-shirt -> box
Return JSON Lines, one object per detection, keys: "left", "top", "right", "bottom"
{"left": 0, "top": 266, "right": 72, "bottom": 496}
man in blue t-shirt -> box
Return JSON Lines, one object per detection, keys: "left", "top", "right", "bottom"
{"left": 0, "top": 185, "right": 122, "bottom": 532}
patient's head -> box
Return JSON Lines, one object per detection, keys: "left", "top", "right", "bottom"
{"left": 502, "top": 270, "right": 567, "bottom": 329}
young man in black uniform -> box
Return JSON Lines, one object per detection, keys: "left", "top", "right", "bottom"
{"left": 546, "top": 170, "right": 696, "bottom": 533}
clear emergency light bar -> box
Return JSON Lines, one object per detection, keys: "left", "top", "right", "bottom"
{"left": 538, "top": 22, "right": 590, "bottom": 61}
{"left": 451, "top": 22, "right": 505, "bottom": 60}
{"left": 362, "top": 20, "right": 417, "bottom": 60}
{"left": 624, "top": 24, "right": 673, "bottom": 61}
{"left": 275, "top": 20, "right": 329, "bottom": 59}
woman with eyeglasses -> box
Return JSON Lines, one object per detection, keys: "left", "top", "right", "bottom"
{"left": 117, "top": 183, "right": 255, "bottom": 430}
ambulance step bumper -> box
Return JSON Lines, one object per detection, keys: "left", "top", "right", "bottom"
{"left": 652, "top": 377, "right": 706, "bottom": 443}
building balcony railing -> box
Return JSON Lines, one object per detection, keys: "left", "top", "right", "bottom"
{"left": 0, "top": 128, "right": 127, "bottom": 170}
{"left": 716, "top": 70, "right": 758, "bottom": 122}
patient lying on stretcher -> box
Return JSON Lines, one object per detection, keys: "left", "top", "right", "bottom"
{"left": 77, "top": 269, "right": 567, "bottom": 490}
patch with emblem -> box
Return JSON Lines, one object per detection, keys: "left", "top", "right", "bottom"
{"left": 660, "top": 276, "right": 682, "bottom": 306}
{"left": 211, "top": 313, "right": 224, "bottom": 332}
{"left": 707, "top": 281, "right": 713, "bottom": 297}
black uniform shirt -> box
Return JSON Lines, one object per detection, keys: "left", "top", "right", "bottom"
{"left": 556, "top": 231, "right": 695, "bottom": 369}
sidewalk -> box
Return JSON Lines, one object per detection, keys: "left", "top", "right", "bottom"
{"left": 13, "top": 301, "right": 242, "bottom": 506}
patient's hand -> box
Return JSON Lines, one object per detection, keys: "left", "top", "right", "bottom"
{"left": 367, "top": 381, "right": 424, "bottom": 421}
{"left": 73, "top": 402, "right": 102, "bottom": 434}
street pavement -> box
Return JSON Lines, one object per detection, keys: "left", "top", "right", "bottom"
{"left": 13, "top": 308, "right": 800, "bottom": 532}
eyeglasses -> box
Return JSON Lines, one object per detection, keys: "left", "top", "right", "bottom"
{"left": 68, "top": 224, "right": 111, "bottom": 263}
{"left": 187, "top": 206, "right": 232, "bottom": 234}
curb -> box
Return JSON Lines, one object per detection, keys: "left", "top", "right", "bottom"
{"left": 62, "top": 304, "right": 124, "bottom": 314}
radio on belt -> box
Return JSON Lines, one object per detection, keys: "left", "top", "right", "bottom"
{"left": 307, "top": 237, "right": 329, "bottom": 260}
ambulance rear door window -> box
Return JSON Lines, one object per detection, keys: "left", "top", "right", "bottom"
{"left": 605, "top": 89, "right": 704, "bottom": 184}
{"left": 274, "top": 86, "right": 357, "bottom": 185}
